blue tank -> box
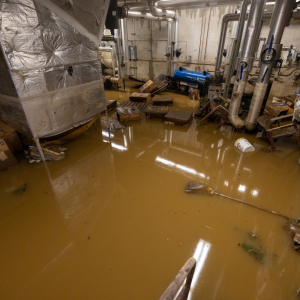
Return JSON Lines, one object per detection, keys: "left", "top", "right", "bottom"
{"left": 174, "top": 67, "right": 212, "bottom": 87}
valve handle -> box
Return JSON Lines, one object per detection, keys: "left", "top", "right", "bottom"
{"left": 268, "top": 35, "right": 274, "bottom": 54}
{"left": 240, "top": 64, "right": 244, "bottom": 80}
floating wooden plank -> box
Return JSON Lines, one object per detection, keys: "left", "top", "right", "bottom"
{"left": 164, "top": 111, "right": 193, "bottom": 126}
{"left": 105, "top": 100, "right": 117, "bottom": 111}
{"left": 144, "top": 105, "right": 169, "bottom": 119}
{"left": 116, "top": 107, "right": 141, "bottom": 122}
{"left": 130, "top": 92, "right": 151, "bottom": 103}
{"left": 153, "top": 95, "right": 173, "bottom": 106}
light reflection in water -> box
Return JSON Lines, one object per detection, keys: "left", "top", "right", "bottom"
{"left": 188, "top": 239, "right": 211, "bottom": 300}
{"left": 155, "top": 156, "right": 206, "bottom": 178}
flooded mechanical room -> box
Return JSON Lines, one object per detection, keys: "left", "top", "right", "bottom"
{"left": 0, "top": 86, "right": 300, "bottom": 300}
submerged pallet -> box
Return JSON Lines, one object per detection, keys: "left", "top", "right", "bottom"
{"left": 118, "top": 101, "right": 150, "bottom": 112}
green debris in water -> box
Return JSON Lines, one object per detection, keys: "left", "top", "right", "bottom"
{"left": 241, "top": 243, "right": 264, "bottom": 262}
{"left": 14, "top": 184, "right": 28, "bottom": 195}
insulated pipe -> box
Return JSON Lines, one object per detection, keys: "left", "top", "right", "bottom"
{"left": 228, "top": 0, "right": 266, "bottom": 129}
{"left": 113, "top": 29, "right": 124, "bottom": 81}
{"left": 215, "top": 12, "right": 273, "bottom": 75}
{"left": 148, "top": 0, "right": 176, "bottom": 18}
{"left": 120, "top": 18, "right": 131, "bottom": 77}
{"left": 172, "top": 18, "right": 179, "bottom": 75}
{"left": 127, "top": 11, "right": 169, "bottom": 20}
{"left": 99, "top": 47, "right": 116, "bottom": 77}
{"left": 223, "top": 0, "right": 250, "bottom": 98}
{"left": 167, "top": 18, "right": 173, "bottom": 76}
{"left": 245, "top": 0, "right": 296, "bottom": 131}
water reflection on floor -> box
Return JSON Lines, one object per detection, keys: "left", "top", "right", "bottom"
{"left": 0, "top": 89, "right": 300, "bottom": 300}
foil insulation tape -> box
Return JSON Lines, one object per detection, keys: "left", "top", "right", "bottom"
{"left": 0, "top": 0, "right": 109, "bottom": 139}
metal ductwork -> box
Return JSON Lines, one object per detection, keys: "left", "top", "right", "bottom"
{"left": 228, "top": 0, "right": 266, "bottom": 129}
{"left": 245, "top": 0, "right": 296, "bottom": 131}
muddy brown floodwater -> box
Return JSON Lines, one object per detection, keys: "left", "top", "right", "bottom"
{"left": 1, "top": 84, "right": 300, "bottom": 300}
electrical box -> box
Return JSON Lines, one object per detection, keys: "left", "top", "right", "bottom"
{"left": 129, "top": 46, "right": 137, "bottom": 60}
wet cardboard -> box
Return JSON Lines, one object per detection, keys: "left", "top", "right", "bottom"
{"left": 0, "top": 139, "right": 18, "bottom": 171}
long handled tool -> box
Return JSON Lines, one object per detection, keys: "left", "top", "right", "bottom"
{"left": 186, "top": 182, "right": 290, "bottom": 220}
{"left": 186, "top": 182, "right": 300, "bottom": 252}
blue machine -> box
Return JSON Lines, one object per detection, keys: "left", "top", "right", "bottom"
{"left": 174, "top": 67, "right": 212, "bottom": 88}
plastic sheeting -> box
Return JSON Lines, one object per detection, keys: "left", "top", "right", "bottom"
{"left": 0, "top": 0, "right": 108, "bottom": 138}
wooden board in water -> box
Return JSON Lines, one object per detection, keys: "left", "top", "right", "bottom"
{"left": 164, "top": 111, "right": 193, "bottom": 126}
{"left": 144, "top": 105, "right": 169, "bottom": 119}
{"left": 116, "top": 107, "right": 141, "bottom": 122}
{"left": 153, "top": 95, "right": 173, "bottom": 106}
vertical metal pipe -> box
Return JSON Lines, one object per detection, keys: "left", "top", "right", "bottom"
{"left": 224, "top": 0, "right": 250, "bottom": 98}
{"left": 232, "top": 0, "right": 251, "bottom": 74}
{"left": 245, "top": 0, "right": 295, "bottom": 131}
{"left": 172, "top": 18, "right": 179, "bottom": 74}
{"left": 121, "top": 18, "right": 131, "bottom": 77}
{"left": 167, "top": 18, "right": 173, "bottom": 76}
{"left": 114, "top": 29, "right": 124, "bottom": 79}
{"left": 228, "top": 0, "right": 266, "bottom": 129}
{"left": 215, "top": 17, "right": 228, "bottom": 76}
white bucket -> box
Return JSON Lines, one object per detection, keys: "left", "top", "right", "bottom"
{"left": 234, "top": 138, "right": 255, "bottom": 153}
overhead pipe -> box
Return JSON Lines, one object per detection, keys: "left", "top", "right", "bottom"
{"left": 245, "top": 0, "right": 296, "bottom": 131}
{"left": 127, "top": 11, "right": 169, "bottom": 20}
{"left": 148, "top": 0, "right": 176, "bottom": 18}
{"left": 228, "top": 0, "right": 266, "bottom": 129}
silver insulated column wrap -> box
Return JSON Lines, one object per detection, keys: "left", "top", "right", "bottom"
{"left": 0, "top": 0, "right": 109, "bottom": 139}
{"left": 245, "top": 0, "right": 295, "bottom": 131}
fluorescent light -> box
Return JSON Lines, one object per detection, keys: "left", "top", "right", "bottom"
{"left": 252, "top": 190, "right": 259, "bottom": 196}
{"left": 266, "top": 2, "right": 275, "bottom": 5}
{"left": 224, "top": 181, "right": 229, "bottom": 186}
{"left": 199, "top": 173, "right": 205, "bottom": 178}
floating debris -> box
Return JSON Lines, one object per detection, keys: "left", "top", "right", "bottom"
{"left": 186, "top": 182, "right": 215, "bottom": 195}
{"left": 14, "top": 184, "right": 28, "bottom": 195}
{"left": 25, "top": 145, "right": 67, "bottom": 163}
{"left": 297, "top": 288, "right": 300, "bottom": 296}
{"left": 241, "top": 243, "right": 264, "bottom": 262}
{"left": 249, "top": 232, "right": 261, "bottom": 239}
{"left": 289, "top": 219, "right": 300, "bottom": 252}
{"left": 234, "top": 138, "right": 255, "bottom": 153}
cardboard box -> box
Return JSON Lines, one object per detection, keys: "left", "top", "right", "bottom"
{"left": 0, "top": 139, "right": 18, "bottom": 171}
{"left": 0, "top": 121, "right": 23, "bottom": 154}
{"left": 130, "top": 93, "right": 151, "bottom": 103}
{"left": 139, "top": 80, "right": 157, "bottom": 93}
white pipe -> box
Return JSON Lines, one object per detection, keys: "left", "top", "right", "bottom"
{"left": 127, "top": 11, "right": 169, "bottom": 20}
{"left": 167, "top": 18, "right": 173, "bottom": 76}
{"left": 148, "top": 0, "right": 176, "bottom": 18}
{"left": 120, "top": 18, "right": 131, "bottom": 76}
{"left": 114, "top": 28, "right": 124, "bottom": 80}
{"left": 172, "top": 18, "right": 179, "bottom": 75}
{"left": 99, "top": 47, "right": 116, "bottom": 77}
